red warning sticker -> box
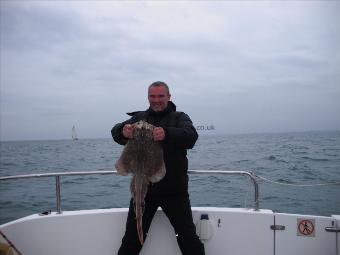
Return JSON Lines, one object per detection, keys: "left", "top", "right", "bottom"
{"left": 297, "top": 218, "right": 315, "bottom": 237}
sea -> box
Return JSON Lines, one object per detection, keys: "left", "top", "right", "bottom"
{"left": 1, "top": 130, "right": 340, "bottom": 225}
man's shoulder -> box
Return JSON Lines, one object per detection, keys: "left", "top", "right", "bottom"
{"left": 171, "top": 111, "right": 192, "bottom": 120}
{"left": 167, "top": 111, "right": 184, "bottom": 120}
{"left": 165, "top": 111, "right": 190, "bottom": 127}
{"left": 170, "top": 111, "right": 184, "bottom": 117}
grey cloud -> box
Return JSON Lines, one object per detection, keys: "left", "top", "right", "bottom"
{"left": 1, "top": 1, "right": 340, "bottom": 140}
{"left": 1, "top": 3, "right": 83, "bottom": 52}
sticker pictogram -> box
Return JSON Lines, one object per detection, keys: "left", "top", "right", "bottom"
{"left": 297, "top": 218, "right": 315, "bottom": 237}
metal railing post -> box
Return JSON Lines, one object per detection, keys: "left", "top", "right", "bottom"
{"left": 255, "top": 181, "right": 259, "bottom": 211}
{"left": 248, "top": 172, "right": 259, "bottom": 211}
{"left": 56, "top": 175, "right": 61, "bottom": 214}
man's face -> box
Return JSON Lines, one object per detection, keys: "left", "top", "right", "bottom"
{"left": 148, "top": 86, "right": 171, "bottom": 112}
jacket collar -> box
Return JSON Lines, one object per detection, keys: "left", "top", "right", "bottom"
{"left": 147, "top": 101, "right": 176, "bottom": 117}
{"left": 127, "top": 101, "right": 176, "bottom": 117}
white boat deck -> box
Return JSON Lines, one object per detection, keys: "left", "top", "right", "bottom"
{"left": 1, "top": 207, "right": 339, "bottom": 255}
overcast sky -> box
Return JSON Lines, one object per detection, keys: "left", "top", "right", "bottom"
{"left": 1, "top": 1, "right": 339, "bottom": 141}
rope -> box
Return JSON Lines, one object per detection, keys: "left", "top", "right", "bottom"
{"left": 0, "top": 230, "right": 23, "bottom": 255}
{"left": 254, "top": 174, "right": 340, "bottom": 187}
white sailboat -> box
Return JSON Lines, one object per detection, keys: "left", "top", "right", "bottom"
{"left": 72, "top": 125, "right": 79, "bottom": 140}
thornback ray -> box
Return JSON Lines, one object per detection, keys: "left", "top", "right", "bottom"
{"left": 115, "top": 120, "right": 166, "bottom": 245}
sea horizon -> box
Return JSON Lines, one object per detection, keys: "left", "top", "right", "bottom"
{"left": 1, "top": 128, "right": 339, "bottom": 143}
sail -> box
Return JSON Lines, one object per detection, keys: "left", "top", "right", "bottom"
{"left": 72, "top": 126, "right": 78, "bottom": 140}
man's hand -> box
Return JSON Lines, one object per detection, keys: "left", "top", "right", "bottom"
{"left": 122, "top": 124, "right": 134, "bottom": 139}
{"left": 153, "top": 127, "right": 165, "bottom": 141}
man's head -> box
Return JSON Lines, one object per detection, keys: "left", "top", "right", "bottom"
{"left": 148, "top": 81, "right": 171, "bottom": 112}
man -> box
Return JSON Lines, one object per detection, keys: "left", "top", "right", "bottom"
{"left": 111, "top": 81, "right": 205, "bottom": 255}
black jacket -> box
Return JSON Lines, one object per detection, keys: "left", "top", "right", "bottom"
{"left": 111, "top": 101, "right": 198, "bottom": 195}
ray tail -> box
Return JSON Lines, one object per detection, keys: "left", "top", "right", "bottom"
{"left": 133, "top": 174, "right": 145, "bottom": 245}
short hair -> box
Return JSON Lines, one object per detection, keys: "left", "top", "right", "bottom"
{"left": 148, "top": 81, "right": 170, "bottom": 95}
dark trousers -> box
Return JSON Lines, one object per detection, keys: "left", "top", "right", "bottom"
{"left": 117, "top": 193, "right": 205, "bottom": 255}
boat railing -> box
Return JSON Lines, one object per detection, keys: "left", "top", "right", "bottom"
{"left": 0, "top": 170, "right": 260, "bottom": 213}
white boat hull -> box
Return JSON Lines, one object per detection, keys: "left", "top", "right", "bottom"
{"left": 1, "top": 207, "right": 339, "bottom": 255}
